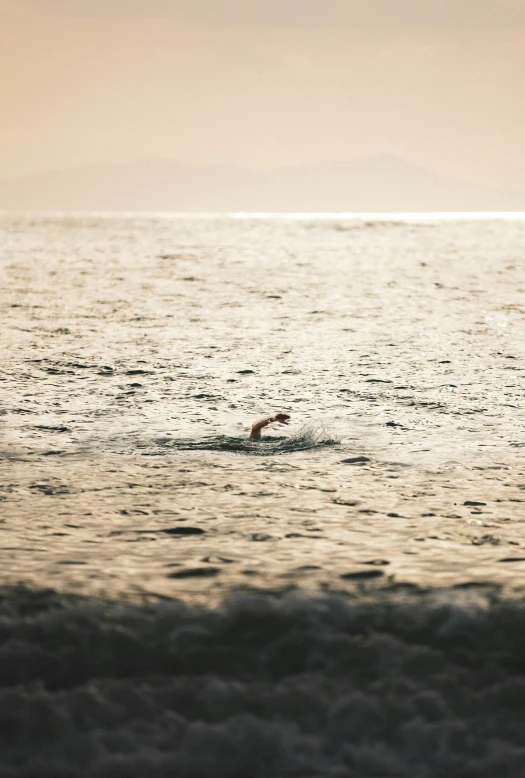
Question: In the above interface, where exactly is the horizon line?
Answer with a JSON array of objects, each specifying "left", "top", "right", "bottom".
[{"left": 2, "top": 210, "right": 525, "bottom": 221}]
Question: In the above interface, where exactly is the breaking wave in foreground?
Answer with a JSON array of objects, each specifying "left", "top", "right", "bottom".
[
  {"left": 156, "top": 422, "right": 338, "bottom": 455},
  {"left": 2, "top": 585, "right": 525, "bottom": 777}
]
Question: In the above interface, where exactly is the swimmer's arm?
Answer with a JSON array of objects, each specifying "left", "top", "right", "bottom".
[
  {"left": 250, "top": 416, "right": 276, "bottom": 440},
  {"left": 250, "top": 414, "right": 290, "bottom": 440}
]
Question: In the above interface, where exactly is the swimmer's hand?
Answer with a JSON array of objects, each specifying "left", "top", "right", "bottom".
[{"left": 250, "top": 413, "right": 291, "bottom": 439}]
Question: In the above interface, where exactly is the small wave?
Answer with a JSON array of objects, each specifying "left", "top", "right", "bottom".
[
  {"left": 1, "top": 584, "right": 524, "bottom": 778},
  {"left": 156, "top": 422, "right": 339, "bottom": 455}
]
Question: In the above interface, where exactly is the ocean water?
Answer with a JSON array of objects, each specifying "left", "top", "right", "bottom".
[
  {"left": 1, "top": 213, "right": 525, "bottom": 775},
  {"left": 2, "top": 212, "right": 525, "bottom": 599},
  {"left": 1, "top": 585, "right": 525, "bottom": 778}
]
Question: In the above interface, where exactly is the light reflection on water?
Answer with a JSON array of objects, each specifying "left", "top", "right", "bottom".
[{"left": 1, "top": 213, "right": 525, "bottom": 601}]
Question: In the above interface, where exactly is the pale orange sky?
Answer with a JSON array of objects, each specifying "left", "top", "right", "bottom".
[{"left": 1, "top": 0, "right": 524, "bottom": 188}]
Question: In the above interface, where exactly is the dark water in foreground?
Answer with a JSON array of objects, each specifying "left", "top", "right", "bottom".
[{"left": 1, "top": 584, "right": 525, "bottom": 778}]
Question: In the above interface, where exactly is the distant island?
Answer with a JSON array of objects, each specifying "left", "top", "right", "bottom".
[{"left": 1, "top": 155, "right": 524, "bottom": 212}]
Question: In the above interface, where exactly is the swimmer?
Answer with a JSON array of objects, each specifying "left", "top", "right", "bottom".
[{"left": 250, "top": 413, "right": 290, "bottom": 440}]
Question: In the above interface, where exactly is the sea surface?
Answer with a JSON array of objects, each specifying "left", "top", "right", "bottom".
[
  {"left": 2, "top": 212, "right": 525, "bottom": 600},
  {"left": 1, "top": 213, "right": 525, "bottom": 776}
]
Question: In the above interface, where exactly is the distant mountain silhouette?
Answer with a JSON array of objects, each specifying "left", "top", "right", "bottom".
[{"left": 1, "top": 155, "right": 524, "bottom": 212}]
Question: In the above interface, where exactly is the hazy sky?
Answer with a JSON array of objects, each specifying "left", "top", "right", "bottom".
[{"left": 2, "top": 0, "right": 524, "bottom": 188}]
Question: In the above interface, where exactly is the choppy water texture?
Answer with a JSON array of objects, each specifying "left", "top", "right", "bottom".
[
  {"left": 1, "top": 213, "right": 525, "bottom": 602},
  {"left": 2, "top": 585, "right": 525, "bottom": 778}
]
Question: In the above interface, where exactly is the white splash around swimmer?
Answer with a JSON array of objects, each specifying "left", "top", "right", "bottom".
[{"left": 263, "top": 420, "right": 339, "bottom": 453}]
